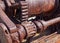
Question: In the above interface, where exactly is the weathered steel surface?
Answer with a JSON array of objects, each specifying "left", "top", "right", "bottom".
[
  {"left": 31, "top": 32, "right": 60, "bottom": 43},
  {"left": 16, "top": 24, "right": 26, "bottom": 41},
  {"left": 26, "top": 0, "right": 55, "bottom": 16},
  {"left": 0, "top": 7, "right": 17, "bottom": 33},
  {"left": 0, "top": 23, "right": 12, "bottom": 43},
  {"left": 0, "top": 0, "right": 60, "bottom": 43},
  {"left": 21, "top": 21, "right": 37, "bottom": 37},
  {"left": 34, "top": 17, "right": 60, "bottom": 33}
]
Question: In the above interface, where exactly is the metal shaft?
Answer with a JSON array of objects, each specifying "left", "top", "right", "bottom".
[{"left": 41, "top": 17, "right": 60, "bottom": 30}]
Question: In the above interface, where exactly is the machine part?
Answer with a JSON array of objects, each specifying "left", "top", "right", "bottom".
[
  {"left": 26, "top": 0, "right": 56, "bottom": 16},
  {"left": 16, "top": 17, "right": 60, "bottom": 41},
  {"left": 9, "top": 0, "right": 15, "bottom": 4},
  {"left": 0, "top": 7, "right": 18, "bottom": 33},
  {"left": 0, "top": 23, "right": 12, "bottom": 43},
  {"left": 34, "top": 21, "right": 44, "bottom": 32},
  {"left": 9, "top": 3, "right": 19, "bottom": 9},
  {"left": 30, "top": 32, "right": 60, "bottom": 43},
  {"left": 4, "top": 0, "right": 15, "bottom": 6},
  {"left": 0, "top": 0, "right": 60, "bottom": 43},
  {"left": 39, "top": 17, "right": 60, "bottom": 30},
  {"left": 5, "top": 0, "right": 18, "bottom": 8},
  {"left": 16, "top": 24, "right": 26, "bottom": 41},
  {"left": 0, "top": 0, "right": 5, "bottom": 10},
  {"left": 4, "top": 0, "right": 12, "bottom": 7},
  {"left": 0, "top": 17, "right": 60, "bottom": 43},
  {"left": 2, "top": 0, "right": 59, "bottom": 19},
  {"left": 11, "top": 32, "right": 20, "bottom": 43},
  {"left": 21, "top": 21, "right": 37, "bottom": 37},
  {"left": 34, "top": 17, "right": 60, "bottom": 33},
  {"left": 2, "top": 0, "right": 59, "bottom": 22},
  {"left": 20, "top": 1, "right": 29, "bottom": 21}
]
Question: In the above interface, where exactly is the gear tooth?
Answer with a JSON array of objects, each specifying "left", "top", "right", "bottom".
[
  {"left": 22, "top": 9, "right": 28, "bottom": 12},
  {"left": 20, "top": 1, "right": 28, "bottom": 21},
  {"left": 22, "top": 12, "right": 28, "bottom": 15},
  {"left": 21, "top": 21, "right": 37, "bottom": 37},
  {"left": 20, "top": 1, "right": 28, "bottom": 6},
  {"left": 21, "top": 6, "right": 28, "bottom": 9}
]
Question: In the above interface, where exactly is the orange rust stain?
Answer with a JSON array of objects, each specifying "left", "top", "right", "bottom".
[{"left": 56, "top": 39, "right": 60, "bottom": 43}]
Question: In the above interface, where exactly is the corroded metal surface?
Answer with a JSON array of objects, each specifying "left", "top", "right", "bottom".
[
  {"left": 30, "top": 32, "right": 60, "bottom": 43},
  {"left": 11, "top": 32, "right": 20, "bottom": 43},
  {"left": 26, "top": 0, "right": 55, "bottom": 16},
  {"left": 16, "top": 24, "right": 26, "bottom": 41},
  {"left": 0, "top": 23, "right": 12, "bottom": 43},
  {"left": 0, "top": 6, "right": 17, "bottom": 33},
  {"left": 34, "top": 17, "right": 60, "bottom": 33},
  {"left": 0, "top": 0, "right": 60, "bottom": 43},
  {"left": 20, "top": 1, "right": 29, "bottom": 21},
  {"left": 21, "top": 21, "right": 37, "bottom": 37}
]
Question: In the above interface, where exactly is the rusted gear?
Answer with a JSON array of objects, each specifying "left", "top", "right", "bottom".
[
  {"left": 16, "top": 24, "right": 26, "bottom": 41},
  {"left": 11, "top": 32, "right": 20, "bottom": 43},
  {"left": 0, "top": 23, "right": 12, "bottom": 43},
  {"left": 21, "top": 21, "right": 37, "bottom": 37},
  {"left": 20, "top": 1, "right": 29, "bottom": 21}
]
